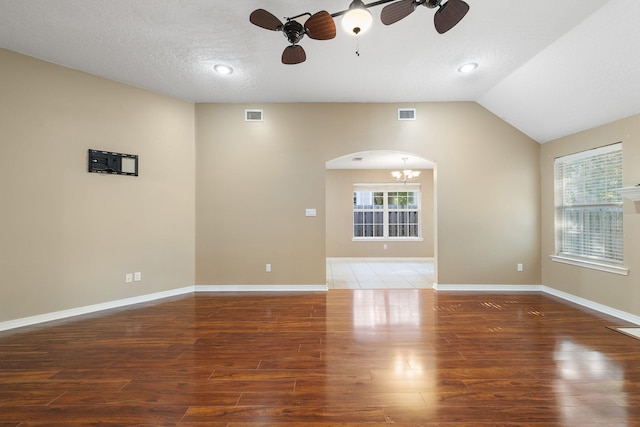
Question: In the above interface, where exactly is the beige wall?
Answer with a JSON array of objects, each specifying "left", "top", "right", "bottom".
[
  {"left": 196, "top": 102, "right": 541, "bottom": 286},
  {"left": 541, "top": 114, "right": 640, "bottom": 317},
  {"left": 1, "top": 48, "right": 544, "bottom": 324},
  {"left": 0, "top": 49, "right": 196, "bottom": 322},
  {"left": 326, "top": 169, "right": 434, "bottom": 258},
  {"left": 195, "top": 104, "right": 327, "bottom": 285}
]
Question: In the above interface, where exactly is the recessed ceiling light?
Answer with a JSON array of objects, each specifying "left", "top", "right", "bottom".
[
  {"left": 214, "top": 64, "right": 233, "bottom": 75},
  {"left": 458, "top": 62, "right": 478, "bottom": 73}
]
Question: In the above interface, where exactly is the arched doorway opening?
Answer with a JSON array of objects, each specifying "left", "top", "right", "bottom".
[{"left": 325, "top": 150, "right": 437, "bottom": 289}]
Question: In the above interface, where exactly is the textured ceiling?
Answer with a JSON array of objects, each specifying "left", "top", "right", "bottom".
[{"left": 0, "top": 0, "right": 638, "bottom": 143}]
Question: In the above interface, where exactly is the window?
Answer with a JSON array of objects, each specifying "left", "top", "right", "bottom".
[
  {"left": 353, "top": 184, "right": 421, "bottom": 240},
  {"left": 553, "top": 143, "right": 623, "bottom": 270}
]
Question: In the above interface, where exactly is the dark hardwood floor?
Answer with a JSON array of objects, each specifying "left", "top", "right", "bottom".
[{"left": 1, "top": 289, "right": 639, "bottom": 426}]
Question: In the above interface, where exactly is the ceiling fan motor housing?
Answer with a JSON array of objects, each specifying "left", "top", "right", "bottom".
[
  {"left": 283, "top": 20, "right": 304, "bottom": 44},
  {"left": 425, "top": 0, "right": 442, "bottom": 8}
]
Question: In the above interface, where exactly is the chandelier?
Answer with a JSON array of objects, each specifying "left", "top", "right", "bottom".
[{"left": 391, "top": 157, "right": 421, "bottom": 182}]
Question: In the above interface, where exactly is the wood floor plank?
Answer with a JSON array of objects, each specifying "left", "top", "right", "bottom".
[
  {"left": 0, "top": 404, "right": 189, "bottom": 424},
  {"left": 51, "top": 386, "right": 241, "bottom": 406},
  {"left": 182, "top": 405, "right": 388, "bottom": 423},
  {"left": 237, "top": 391, "right": 427, "bottom": 407},
  {"left": 383, "top": 404, "right": 631, "bottom": 424},
  {"left": 1, "top": 289, "right": 640, "bottom": 425}
]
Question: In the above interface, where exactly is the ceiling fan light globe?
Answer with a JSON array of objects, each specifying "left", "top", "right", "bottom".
[{"left": 342, "top": 7, "right": 373, "bottom": 36}]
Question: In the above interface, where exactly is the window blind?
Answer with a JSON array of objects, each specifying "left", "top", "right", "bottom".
[{"left": 554, "top": 143, "right": 623, "bottom": 263}]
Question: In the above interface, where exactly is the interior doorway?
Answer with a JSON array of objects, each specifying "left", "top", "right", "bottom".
[{"left": 325, "top": 150, "right": 437, "bottom": 289}]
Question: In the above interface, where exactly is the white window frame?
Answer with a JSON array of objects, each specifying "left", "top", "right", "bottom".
[
  {"left": 353, "top": 183, "right": 423, "bottom": 241},
  {"left": 552, "top": 143, "right": 627, "bottom": 275}
]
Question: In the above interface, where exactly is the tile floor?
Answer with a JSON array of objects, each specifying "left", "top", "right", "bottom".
[{"left": 326, "top": 257, "right": 435, "bottom": 289}]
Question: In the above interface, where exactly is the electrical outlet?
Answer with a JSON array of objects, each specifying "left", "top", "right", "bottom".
[
  {"left": 266, "top": 264, "right": 271, "bottom": 273},
  {"left": 517, "top": 263, "right": 523, "bottom": 272},
  {"left": 134, "top": 272, "right": 141, "bottom": 282},
  {"left": 125, "top": 273, "right": 133, "bottom": 283}
]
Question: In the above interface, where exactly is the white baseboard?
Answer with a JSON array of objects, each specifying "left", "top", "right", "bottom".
[
  {"left": 3, "top": 282, "right": 638, "bottom": 332},
  {"left": 0, "top": 284, "right": 328, "bottom": 332},
  {"left": 195, "top": 284, "right": 328, "bottom": 292},
  {"left": 433, "top": 283, "right": 543, "bottom": 292},
  {"left": 0, "top": 286, "right": 194, "bottom": 332},
  {"left": 434, "top": 283, "right": 640, "bottom": 326},
  {"left": 542, "top": 286, "right": 640, "bottom": 325}
]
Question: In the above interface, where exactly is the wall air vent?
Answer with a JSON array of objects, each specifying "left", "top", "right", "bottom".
[
  {"left": 398, "top": 108, "right": 416, "bottom": 121},
  {"left": 245, "top": 109, "right": 263, "bottom": 122}
]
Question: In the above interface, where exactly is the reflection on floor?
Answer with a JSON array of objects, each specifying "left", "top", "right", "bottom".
[{"left": 326, "top": 257, "right": 435, "bottom": 289}]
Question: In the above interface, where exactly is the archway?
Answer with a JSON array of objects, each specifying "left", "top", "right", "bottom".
[{"left": 325, "top": 150, "right": 437, "bottom": 289}]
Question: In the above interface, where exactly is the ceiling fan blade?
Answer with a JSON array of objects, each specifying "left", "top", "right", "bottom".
[
  {"left": 282, "top": 45, "right": 306, "bottom": 65},
  {"left": 433, "top": 0, "right": 469, "bottom": 34},
  {"left": 305, "top": 10, "right": 336, "bottom": 40},
  {"left": 381, "top": 0, "right": 416, "bottom": 26},
  {"left": 250, "top": 9, "right": 283, "bottom": 31}
]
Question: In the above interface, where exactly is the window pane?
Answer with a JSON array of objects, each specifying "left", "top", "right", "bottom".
[
  {"left": 388, "top": 192, "right": 397, "bottom": 209},
  {"left": 354, "top": 212, "right": 363, "bottom": 225},
  {"left": 365, "top": 224, "right": 373, "bottom": 236},
  {"left": 354, "top": 191, "right": 374, "bottom": 209},
  {"left": 407, "top": 192, "right": 418, "bottom": 209},
  {"left": 364, "top": 211, "right": 373, "bottom": 223},
  {"left": 374, "top": 192, "right": 384, "bottom": 209}
]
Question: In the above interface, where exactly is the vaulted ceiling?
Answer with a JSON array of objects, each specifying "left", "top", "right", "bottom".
[{"left": 1, "top": 0, "right": 638, "bottom": 143}]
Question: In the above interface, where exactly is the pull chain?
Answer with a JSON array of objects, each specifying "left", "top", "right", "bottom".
[{"left": 355, "top": 36, "right": 360, "bottom": 57}]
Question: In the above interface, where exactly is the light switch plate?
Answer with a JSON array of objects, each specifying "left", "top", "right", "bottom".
[{"left": 305, "top": 208, "right": 316, "bottom": 217}]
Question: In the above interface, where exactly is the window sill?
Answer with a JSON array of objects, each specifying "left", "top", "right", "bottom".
[
  {"left": 551, "top": 255, "right": 629, "bottom": 276},
  {"left": 353, "top": 237, "right": 423, "bottom": 242}
]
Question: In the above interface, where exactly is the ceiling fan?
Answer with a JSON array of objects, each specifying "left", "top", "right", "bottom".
[
  {"left": 249, "top": 0, "right": 469, "bottom": 64},
  {"left": 381, "top": 0, "right": 469, "bottom": 33},
  {"left": 249, "top": 9, "right": 336, "bottom": 65}
]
